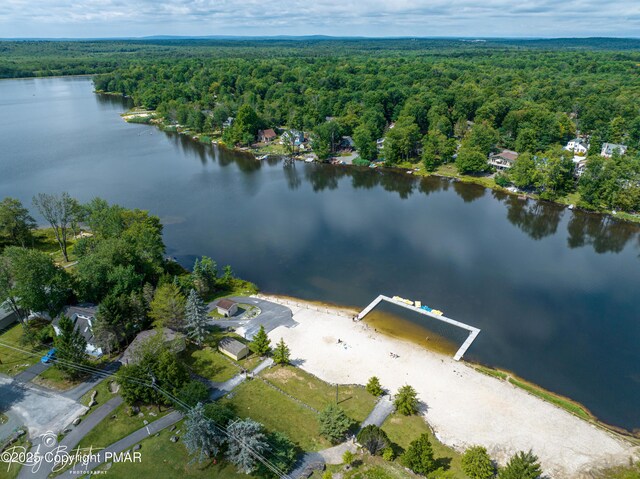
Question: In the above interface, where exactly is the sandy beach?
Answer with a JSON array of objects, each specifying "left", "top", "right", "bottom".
[{"left": 261, "top": 294, "right": 638, "bottom": 478}]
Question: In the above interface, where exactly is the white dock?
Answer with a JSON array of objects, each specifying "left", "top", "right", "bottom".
[{"left": 357, "top": 294, "right": 481, "bottom": 361}]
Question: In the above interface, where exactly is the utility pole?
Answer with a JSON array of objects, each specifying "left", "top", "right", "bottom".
[{"left": 335, "top": 384, "right": 338, "bottom": 404}]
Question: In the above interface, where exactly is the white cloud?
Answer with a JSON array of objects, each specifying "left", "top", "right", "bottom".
[{"left": 0, "top": 0, "right": 639, "bottom": 37}]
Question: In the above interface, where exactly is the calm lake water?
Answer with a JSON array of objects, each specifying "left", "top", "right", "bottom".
[{"left": 1, "top": 77, "right": 639, "bottom": 431}]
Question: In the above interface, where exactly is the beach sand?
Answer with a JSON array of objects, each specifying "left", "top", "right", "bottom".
[{"left": 261, "top": 294, "right": 638, "bottom": 478}]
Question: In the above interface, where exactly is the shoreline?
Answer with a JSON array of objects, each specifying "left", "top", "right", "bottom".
[
  {"left": 116, "top": 102, "right": 640, "bottom": 226},
  {"left": 258, "top": 293, "right": 639, "bottom": 477},
  {"left": 258, "top": 293, "right": 639, "bottom": 442}
]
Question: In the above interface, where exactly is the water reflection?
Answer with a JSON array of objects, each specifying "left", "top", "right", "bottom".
[
  {"left": 567, "top": 212, "right": 639, "bottom": 254},
  {"left": 501, "top": 194, "right": 564, "bottom": 240}
]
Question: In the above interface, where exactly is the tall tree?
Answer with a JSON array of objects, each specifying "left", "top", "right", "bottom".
[
  {"left": 0, "top": 197, "right": 36, "bottom": 247},
  {"left": 250, "top": 325, "right": 271, "bottom": 356},
  {"left": 185, "top": 289, "right": 208, "bottom": 346},
  {"left": 0, "top": 255, "right": 25, "bottom": 324},
  {"left": 462, "top": 446, "right": 496, "bottom": 479},
  {"left": 394, "top": 384, "right": 419, "bottom": 416},
  {"left": 32, "top": 192, "right": 77, "bottom": 262},
  {"left": 226, "top": 419, "right": 269, "bottom": 474},
  {"left": 318, "top": 404, "right": 353, "bottom": 444},
  {"left": 148, "top": 283, "right": 186, "bottom": 330},
  {"left": 183, "top": 402, "right": 225, "bottom": 464},
  {"left": 54, "top": 315, "right": 87, "bottom": 379},
  {"left": 272, "top": 338, "right": 290, "bottom": 365},
  {"left": 192, "top": 256, "right": 217, "bottom": 296}
]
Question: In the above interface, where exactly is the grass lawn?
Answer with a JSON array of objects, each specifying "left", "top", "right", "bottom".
[
  {"left": 79, "top": 378, "right": 118, "bottom": 409},
  {"left": 95, "top": 420, "right": 256, "bottom": 479},
  {"left": 0, "top": 435, "right": 31, "bottom": 479},
  {"left": 595, "top": 461, "right": 640, "bottom": 479},
  {"left": 261, "top": 365, "right": 377, "bottom": 424},
  {"left": 32, "top": 366, "right": 83, "bottom": 391},
  {"left": 313, "top": 455, "right": 418, "bottom": 479},
  {"left": 0, "top": 324, "right": 44, "bottom": 376},
  {"left": 76, "top": 402, "right": 171, "bottom": 450},
  {"left": 223, "top": 379, "right": 330, "bottom": 452},
  {"left": 32, "top": 228, "right": 77, "bottom": 267},
  {"left": 382, "top": 413, "right": 469, "bottom": 478}
]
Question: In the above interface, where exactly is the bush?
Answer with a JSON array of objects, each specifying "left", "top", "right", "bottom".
[
  {"left": 342, "top": 450, "right": 355, "bottom": 465},
  {"left": 382, "top": 447, "right": 395, "bottom": 461},
  {"left": 366, "top": 376, "right": 384, "bottom": 397},
  {"left": 394, "top": 384, "right": 419, "bottom": 415},
  {"left": 356, "top": 425, "right": 390, "bottom": 455},
  {"left": 495, "top": 173, "right": 511, "bottom": 187},
  {"left": 353, "top": 158, "right": 371, "bottom": 167},
  {"left": 461, "top": 445, "right": 495, "bottom": 479}
]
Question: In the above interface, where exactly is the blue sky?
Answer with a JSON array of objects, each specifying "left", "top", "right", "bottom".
[{"left": 1, "top": 0, "right": 639, "bottom": 38}]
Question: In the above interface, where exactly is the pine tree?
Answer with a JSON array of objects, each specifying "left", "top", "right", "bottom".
[
  {"left": 394, "top": 384, "right": 419, "bottom": 415},
  {"left": 401, "top": 433, "right": 436, "bottom": 475},
  {"left": 226, "top": 419, "right": 269, "bottom": 474},
  {"left": 250, "top": 325, "right": 271, "bottom": 356},
  {"left": 462, "top": 446, "right": 496, "bottom": 479},
  {"left": 54, "top": 315, "right": 87, "bottom": 379},
  {"left": 185, "top": 289, "right": 208, "bottom": 346},
  {"left": 184, "top": 402, "right": 225, "bottom": 464},
  {"left": 366, "top": 376, "right": 384, "bottom": 396},
  {"left": 499, "top": 451, "right": 542, "bottom": 479},
  {"left": 272, "top": 338, "right": 290, "bottom": 365},
  {"left": 318, "top": 404, "right": 353, "bottom": 444}
]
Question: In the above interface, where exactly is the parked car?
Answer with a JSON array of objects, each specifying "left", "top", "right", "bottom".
[{"left": 41, "top": 348, "right": 56, "bottom": 364}]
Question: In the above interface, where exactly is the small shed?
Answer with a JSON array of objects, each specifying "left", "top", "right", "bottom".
[
  {"left": 217, "top": 299, "right": 238, "bottom": 317},
  {"left": 218, "top": 337, "right": 249, "bottom": 361}
]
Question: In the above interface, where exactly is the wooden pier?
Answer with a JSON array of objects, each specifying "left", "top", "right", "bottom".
[{"left": 357, "top": 294, "right": 481, "bottom": 361}]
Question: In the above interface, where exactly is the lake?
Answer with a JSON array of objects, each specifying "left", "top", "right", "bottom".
[{"left": 1, "top": 76, "right": 638, "bottom": 431}]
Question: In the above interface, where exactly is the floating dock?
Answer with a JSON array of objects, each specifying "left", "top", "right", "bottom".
[{"left": 357, "top": 294, "right": 481, "bottom": 361}]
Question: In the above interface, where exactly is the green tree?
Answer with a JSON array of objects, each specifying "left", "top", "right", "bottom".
[
  {"left": 32, "top": 192, "right": 78, "bottom": 262},
  {"left": 465, "top": 122, "right": 499, "bottom": 156},
  {"left": 272, "top": 337, "right": 291, "bottom": 365},
  {"left": 462, "top": 446, "right": 495, "bottom": 479},
  {"left": 318, "top": 404, "right": 353, "bottom": 444},
  {"left": 250, "top": 325, "right": 271, "bottom": 356},
  {"left": 148, "top": 283, "right": 186, "bottom": 330},
  {"left": 54, "top": 315, "right": 87, "bottom": 379},
  {"left": 456, "top": 147, "right": 489, "bottom": 174},
  {"left": 366, "top": 376, "right": 384, "bottom": 397},
  {"left": 178, "top": 381, "right": 210, "bottom": 409},
  {"left": 353, "top": 124, "right": 377, "bottom": 162},
  {"left": 192, "top": 256, "right": 217, "bottom": 296},
  {"left": 394, "top": 384, "right": 419, "bottom": 416},
  {"left": 356, "top": 425, "right": 390, "bottom": 455},
  {"left": 226, "top": 419, "right": 269, "bottom": 474},
  {"left": 256, "top": 431, "right": 298, "bottom": 477},
  {"left": 384, "top": 119, "right": 421, "bottom": 164},
  {"left": 0, "top": 255, "right": 26, "bottom": 324},
  {"left": 185, "top": 289, "right": 208, "bottom": 346},
  {"left": 401, "top": 433, "right": 436, "bottom": 475},
  {"left": 183, "top": 402, "right": 225, "bottom": 464},
  {"left": 3, "top": 247, "right": 70, "bottom": 318},
  {"left": 499, "top": 451, "right": 542, "bottom": 479},
  {"left": 0, "top": 197, "right": 36, "bottom": 247},
  {"left": 313, "top": 121, "right": 342, "bottom": 160}
]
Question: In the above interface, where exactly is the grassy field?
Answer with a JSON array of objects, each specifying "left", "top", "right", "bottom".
[
  {"left": 223, "top": 379, "right": 330, "bottom": 451},
  {"left": 595, "top": 461, "right": 640, "bottom": 479},
  {"left": 31, "top": 228, "right": 77, "bottom": 267},
  {"left": 32, "top": 366, "right": 82, "bottom": 391},
  {"left": 0, "top": 435, "right": 31, "bottom": 479},
  {"left": 95, "top": 420, "right": 256, "bottom": 479},
  {"left": 474, "top": 365, "right": 508, "bottom": 381},
  {"left": 313, "top": 455, "right": 418, "bottom": 479},
  {"left": 507, "top": 377, "right": 592, "bottom": 420},
  {"left": 76, "top": 403, "right": 171, "bottom": 450},
  {"left": 382, "top": 413, "right": 469, "bottom": 478},
  {"left": 0, "top": 324, "right": 44, "bottom": 376},
  {"left": 261, "top": 365, "right": 377, "bottom": 424}
]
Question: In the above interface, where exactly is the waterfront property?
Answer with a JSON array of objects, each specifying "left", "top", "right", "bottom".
[
  {"left": 218, "top": 337, "right": 249, "bottom": 361},
  {"left": 488, "top": 149, "right": 518, "bottom": 170},
  {"left": 121, "top": 328, "right": 186, "bottom": 365}
]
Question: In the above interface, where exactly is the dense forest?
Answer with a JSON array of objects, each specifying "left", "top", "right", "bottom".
[{"left": 2, "top": 38, "right": 640, "bottom": 212}]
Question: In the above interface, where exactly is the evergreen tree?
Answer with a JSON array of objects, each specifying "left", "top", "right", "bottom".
[
  {"left": 366, "top": 376, "right": 384, "bottom": 397},
  {"left": 148, "top": 283, "right": 186, "bottom": 330},
  {"left": 499, "top": 451, "right": 542, "bottom": 479},
  {"left": 402, "top": 433, "right": 436, "bottom": 475},
  {"left": 54, "top": 315, "right": 87, "bottom": 379},
  {"left": 462, "top": 446, "right": 496, "bottom": 479},
  {"left": 226, "top": 419, "right": 269, "bottom": 474},
  {"left": 250, "top": 325, "right": 271, "bottom": 356},
  {"left": 394, "top": 384, "right": 419, "bottom": 416},
  {"left": 184, "top": 402, "right": 225, "bottom": 464},
  {"left": 356, "top": 425, "right": 390, "bottom": 455},
  {"left": 185, "top": 289, "right": 208, "bottom": 346},
  {"left": 272, "top": 338, "right": 290, "bottom": 365},
  {"left": 318, "top": 404, "right": 353, "bottom": 444}
]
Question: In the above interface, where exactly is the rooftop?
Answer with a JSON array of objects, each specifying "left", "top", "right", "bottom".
[{"left": 218, "top": 337, "right": 247, "bottom": 356}]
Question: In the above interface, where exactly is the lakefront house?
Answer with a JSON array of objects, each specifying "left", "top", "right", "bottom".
[
  {"left": 52, "top": 304, "right": 103, "bottom": 357},
  {"left": 488, "top": 149, "right": 519, "bottom": 170}
]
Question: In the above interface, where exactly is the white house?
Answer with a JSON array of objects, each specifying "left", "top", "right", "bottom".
[
  {"left": 488, "top": 149, "right": 519, "bottom": 170},
  {"left": 52, "top": 304, "right": 103, "bottom": 357},
  {"left": 601, "top": 143, "right": 627, "bottom": 158},
  {"left": 564, "top": 138, "right": 589, "bottom": 155}
]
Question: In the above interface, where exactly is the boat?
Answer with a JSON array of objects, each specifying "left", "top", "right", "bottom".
[
  {"left": 256, "top": 154, "right": 268, "bottom": 161},
  {"left": 305, "top": 158, "right": 314, "bottom": 163}
]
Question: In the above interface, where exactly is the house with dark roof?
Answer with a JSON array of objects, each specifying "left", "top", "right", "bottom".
[
  {"left": 218, "top": 337, "right": 249, "bottom": 361},
  {"left": 216, "top": 299, "right": 238, "bottom": 317},
  {"left": 601, "top": 143, "right": 627, "bottom": 158},
  {"left": 488, "top": 149, "right": 519, "bottom": 170},
  {"left": 52, "top": 304, "right": 102, "bottom": 357},
  {"left": 258, "top": 129, "right": 277, "bottom": 143}
]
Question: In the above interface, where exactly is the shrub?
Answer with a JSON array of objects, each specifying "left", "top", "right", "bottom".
[
  {"left": 382, "top": 447, "right": 395, "bottom": 461},
  {"left": 342, "top": 450, "right": 355, "bottom": 465},
  {"left": 366, "top": 376, "right": 384, "bottom": 397},
  {"left": 353, "top": 158, "right": 371, "bottom": 167}
]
